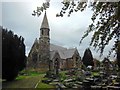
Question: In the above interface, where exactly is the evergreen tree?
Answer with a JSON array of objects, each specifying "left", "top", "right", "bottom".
[
  {"left": 2, "top": 27, "right": 26, "bottom": 81},
  {"left": 82, "top": 48, "right": 94, "bottom": 67}
]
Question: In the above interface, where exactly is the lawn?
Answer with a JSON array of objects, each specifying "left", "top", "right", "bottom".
[{"left": 36, "top": 82, "right": 55, "bottom": 88}]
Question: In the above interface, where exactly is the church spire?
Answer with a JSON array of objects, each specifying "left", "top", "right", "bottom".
[{"left": 41, "top": 11, "right": 49, "bottom": 29}]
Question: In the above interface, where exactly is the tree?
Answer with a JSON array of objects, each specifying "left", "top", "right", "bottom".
[
  {"left": 82, "top": 48, "right": 94, "bottom": 67},
  {"left": 2, "top": 27, "right": 26, "bottom": 81}
]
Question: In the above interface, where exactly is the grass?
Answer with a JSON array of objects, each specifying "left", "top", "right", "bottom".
[
  {"left": 16, "top": 75, "right": 29, "bottom": 80},
  {"left": 36, "top": 82, "right": 55, "bottom": 88},
  {"left": 16, "top": 70, "right": 43, "bottom": 80},
  {"left": 92, "top": 71, "right": 100, "bottom": 76},
  {"left": 59, "top": 71, "right": 67, "bottom": 82}
]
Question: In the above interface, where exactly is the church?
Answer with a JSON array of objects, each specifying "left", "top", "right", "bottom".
[{"left": 27, "top": 12, "right": 81, "bottom": 72}]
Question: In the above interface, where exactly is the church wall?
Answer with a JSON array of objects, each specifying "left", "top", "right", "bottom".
[
  {"left": 60, "top": 59, "right": 66, "bottom": 70},
  {"left": 62, "top": 58, "right": 74, "bottom": 70},
  {"left": 26, "top": 41, "right": 39, "bottom": 70},
  {"left": 37, "top": 62, "right": 49, "bottom": 72},
  {"left": 60, "top": 54, "right": 81, "bottom": 70}
]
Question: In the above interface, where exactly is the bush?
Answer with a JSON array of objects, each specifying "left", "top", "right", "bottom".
[{"left": 59, "top": 72, "right": 67, "bottom": 82}]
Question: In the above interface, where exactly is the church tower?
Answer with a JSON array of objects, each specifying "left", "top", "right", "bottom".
[{"left": 39, "top": 11, "right": 50, "bottom": 70}]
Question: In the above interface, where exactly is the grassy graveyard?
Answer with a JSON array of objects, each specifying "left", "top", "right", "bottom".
[{"left": 2, "top": 64, "right": 120, "bottom": 89}]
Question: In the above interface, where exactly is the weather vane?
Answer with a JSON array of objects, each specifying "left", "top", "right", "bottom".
[{"left": 32, "top": 1, "right": 50, "bottom": 17}]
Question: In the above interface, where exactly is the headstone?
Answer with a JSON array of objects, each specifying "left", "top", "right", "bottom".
[
  {"left": 91, "top": 86, "right": 102, "bottom": 90},
  {"left": 57, "top": 83, "right": 66, "bottom": 88},
  {"left": 75, "top": 81, "right": 82, "bottom": 85},
  {"left": 64, "top": 79, "right": 73, "bottom": 82}
]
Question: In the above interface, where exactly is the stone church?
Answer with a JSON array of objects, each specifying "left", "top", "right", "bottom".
[{"left": 27, "top": 12, "right": 81, "bottom": 72}]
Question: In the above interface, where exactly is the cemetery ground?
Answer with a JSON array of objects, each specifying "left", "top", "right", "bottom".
[
  {"left": 2, "top": 66, "right": 120, "bottom": 90},
  {"left": 2, "top": 68, "right": 120, "bottom": 89}
]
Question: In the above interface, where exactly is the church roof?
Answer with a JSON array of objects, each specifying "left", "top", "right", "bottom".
[
  {"left": 50, "top": 44, "right": 77, "bottom": 59},
  {"left": 50, "top": 44, "right": 67, "bottom": 51},
  {"left": 58, "top": 48, "right": 77, "bottom": 59},
  {"left": 41, "top": 11, "right": 49, "bottom": 29}
]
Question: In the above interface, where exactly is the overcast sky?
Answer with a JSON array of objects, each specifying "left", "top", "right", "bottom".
[{"left": 1, "top": 0, "right": 115, "bottom": 60}]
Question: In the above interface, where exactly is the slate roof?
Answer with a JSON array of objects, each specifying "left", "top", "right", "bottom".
[
  {"left": 50, "top": 44, "right": 77, "bottom": 59},
  {"left": 50, "top": 44, "right": 67, "bottom": 51},
  {"left": 59, "top": 48, "right": 77, "bottom": 59}
]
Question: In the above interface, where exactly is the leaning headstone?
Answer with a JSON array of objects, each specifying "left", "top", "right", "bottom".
[
  {"left": 102, "top": 86, "right": 107, "bottom": 90},
  {"left": 91, "top": 86, "right": 102, "bottom": 90},
  {"left": 56, "top": 83, "right": 66, "bottom": 88},
  {"left": 75, "top": 81, "right": 83, "bottom": 85},
  {"left": 107, "top": 86, "right": 116, "bottom": 90},
  {"left": 64, "top": 79, "right": 73, "bottom": 82},
  {"left": 53, "top": 79, "right": 59, "bottom": 82}
]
